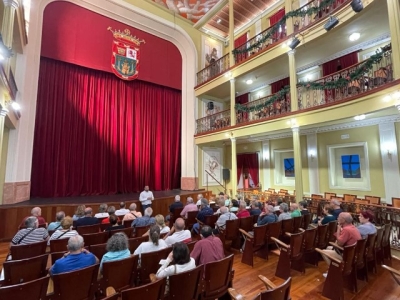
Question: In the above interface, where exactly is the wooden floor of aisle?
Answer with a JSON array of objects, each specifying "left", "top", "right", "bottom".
[{"left": 0, "top": 242, "right": 399, "bottom": 299}]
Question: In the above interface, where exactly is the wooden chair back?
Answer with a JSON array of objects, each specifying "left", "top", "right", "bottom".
[
  {"left": 51, "top": 264, "right": 100, "bottom": 300},
  {"left": 265, "top": 221, "right": 282, "bottom": 244},
  {"left": 187, "top": 240, "right": 197, "bottom": 253},
  {"left": 365, "top": 232, "right": 377, "bottom": 261},
  {"left": 128, "top": 236, "right": 148, "bottom": 253},
  {"left": 259, "top": 277, "right": 291, "bottom": 300},
  {"left": 101, "top": 255, "right": 139, "bottom": 293},
  {"left": 169, "top": 265, "right": 203, "bottom": 299},
  {"left": 10, "top": 240, "right": 47, "bottom": 260},
  {"left": 170, "top": 207, "right": 184, "bottom": 225},
  {"left": 48, "top": 230, "right": 56, "bottom": 237},
  {"left": 365, "top": 195, "right": 380, "bottom": 205},
  {"left": 268, "top": 188, "right": 275, "bottom": 193},
  {"left": 253, "top": 224, "right": 268, "bottom": 247},
  {"left": 302, "top": 213, "right": 311, "bottom": 229},
  {"left": 324, "top": 192, "right": 336, "bottom": 200},
  {"left": 311, "top": 194, "right": 323, "bottom": 199},
  {"left": 51, "top": 251, "right": 67, "bottom": 265},
  {"left": 289, "top": 231, "right": 305, "bottom": 260},
  {"left": 343, "top": 194, "right": 356, "bottom": 202},
  {"left": 0, "top": 276, "right": 49, "bottom": 299},
  {"left": 50, "top": 238, "right": 70, "bottom": 253},
  {"left": 375, "top": 225, "right": 385, "bottom": 251},
  {"left": 139, "top": 247, "right": 171, "bottom": 285},
  {"left": 303, "top": 227, "right": 317, "bottom": 253},
  {"left": 123, "top": 219, "right": 134, "bottom": 228},
  {"left": 326, "top": 220, "right": 338, "bottom": 243},
  {"left": 315, "top": 224, "right": 328, "bottom": 249},
  {"left": 135, "top": 225, "right": 150, "bottom": 237},
  {"left": 185, "top": 211, "right": 198, "bottom": 229},
  {"left": 223, "top": 218, "right": 240, "bottom": 240},
  {"left": 121, "top": 277, "right": 166, "bottom": 300},
  {"left": 392, "top": 197, "right": 400, "bottom": 208},
  {"left": 281, "top": 218, "right": 294, "bottom": 235},
  {"left": 382, "top": 222, "right": 391, "bottom": 248},
  {"left": 204, "top": 214, "right": 218, "bottom": 228},
  {"left": 89, "top": 243, "right": 108, "bottom": 261},
  {"left": 2, "top": 254, "right": 48, "bottom": 286},
  {"left": 76, "top": 224, "right": 100, "bottom": 235},
  {"left": 81, "top": 232, "right": 109, "bottom": 247},
  {"left": 239, "top": 216, "right": 254, "bottom": 232},
  {"left": 109, "top": 227, "right": 133, "bottom": 238},
  {"left": 292, "top": 216, "right": 302, "bottom": 233},
  {"left": 354, "top": 238, "right": 367, "bottom": 268},
  {"left": 342, "top": 243, "right": 357, "bottom": 276},
  {"left": 202, "top": 254, "right": 234, "bottom": 299}
]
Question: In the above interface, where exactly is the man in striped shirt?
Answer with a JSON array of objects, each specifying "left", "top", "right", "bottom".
[{"left": 11, "top": 216, "right": 49, "bottom": 247}]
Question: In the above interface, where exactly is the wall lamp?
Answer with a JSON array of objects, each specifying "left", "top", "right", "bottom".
[
  {"left": 324, "top": 16, "right": 339, "bottom": 31},
  {"left": 351, "top": 0, "right": 363, "bottom": 13},
  {"left": 288, "top": 37, "right": 300, "bottom": 50}
]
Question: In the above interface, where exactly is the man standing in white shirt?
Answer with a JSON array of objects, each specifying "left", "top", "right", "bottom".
[{"left": 139, "top": 186, "right": 154, "bottom": 213}]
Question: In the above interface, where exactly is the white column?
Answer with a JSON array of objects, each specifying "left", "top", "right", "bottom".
[
  {"left": 379, "top": 122, "right": 400, "bottom": 204},
  {"left": 292, "top": 126, "right": 303, "bottom": 202},
  {"left": 288, "top": 50, "right": 298, "bottom": 111},
  {"left": 230, "top": 78, "right": 236, "bottom": 126},
  {"left": 262, "top": 140, "right": 271, "bottom": 191},
  {"left": 306, "top": 133, "right": 319, "bottom": 195},
  {"left": 231, "top": 137, "right": 237, "bottom": 197}
]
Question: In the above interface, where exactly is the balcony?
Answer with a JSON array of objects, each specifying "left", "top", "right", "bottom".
[
  {"left": 196, "top": 54, "right": 230, "bottom": 87},
  {"left": 195, "top": 45, "right": 393, "bottom": 136}
]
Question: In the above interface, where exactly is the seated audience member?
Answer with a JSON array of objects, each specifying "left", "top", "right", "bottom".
[
  {"left": 74, "top": 207, "right": 100, "bottom": 228},
  {"left": 11, "top": 216, "right": 49, "bottom": 247},
  {"left": 299, "top": 201, "right": 310, "bottom": 216},
  {"left": 278, "top": 203, "right": 291, "bottom": 221},
  {"left": 195, "top": 193, "right": 204, "bottom": 206},
  {"left": 132, "top": 207, "right": 156, "bottom": 228},
  {"left": 115, "top": 202, "right": 130, "bottom": 216},
  {"left": 250, "top": 201, "right": 262, "bottom": 216},
  {"left": 274, "top": 199, "right": 283, "bottom": 212},
  {"left": 230, "top": 199, "right": 239, "bottom": 212},
  {"left": 192, "top": 199, "right": 214, "bottom": 234},
  {"left": 357, "top": 210, "right": 377, "bottom": 238},
  {"left": 100, "top": 232, "right": 131, "bottom": 271},
  {"left": 190, "top": 225, "right": 224, "bottom": 265},
  {"left": 224, "top": 194, "right": 232, "bottom": 207},
  {"left": 104, "top": 215, "right": 124, "bottom": 232},
  {"left": 257, "top": 205, "right": 278, "bottom": 226},
  {"left": 102, "top": 206, "right": 120, "bottom": 224},
  {"left": 180, "top": 197, "right": 198, "bottom": 219},
  {"left": 318, "top": 205, "right": 336, "bottom": 225},
  {"left": 155, "top": 214, "right": 170, "bottom": 234},
  {"left": 236, "top": 200, "right": 250, "bottom": 218},
  {"left": 50, "top": 235, "right": 98, "bottom": 275},
  {"left": 48, "top": 216, "right": 78, "bottom": 245},
  {"left": 164, "top": 218, "right": 192, "bottom": 246},
  {"left": 95, "top": 203, "right": 109, "bottom": 218},
  {"left": 19, "top": 207, "right": 46, "bottom": 228},
  {"left": 215, "top": 199, "right": 226, "bottom": 215},
  {"left": 122, "top": 203, "right": 142, "bottom": 223},
  {"left": 72, "top": 205, "right": 86, "bottom": 221},
  {"left": 134, "top": 225, "right": 168, "bottom": 258},
  {"left": 330, "top": 199, "right": 343, "bottom": 219},
  {"left": 216, "top": 206, "right": 238, "bottom": 231},
  {"left": 48, "top": 211, "right": 65, "bottom": 231},
  {"left": 155, "top": 242, "right": 196, "bottom": 279},
  {"left": 290, "top": 203, "right": 301, "bottom": 218},
  {"left": 166, "top": 195, "right": 184, "bottom": 221},
  {"left": 320, "top": 212, "right": 361, "bottom": 277}
]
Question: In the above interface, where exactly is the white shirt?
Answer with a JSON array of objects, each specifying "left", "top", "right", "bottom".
[
  {"left": 94, "top": 212, "right": 109, "bottom": 218},
  {"left": 165, "top": 230, "right": 192, "bottom": 246},
  {"left": 156, "top": 257, "right": 196, "bottom": 279},
  {"left": 134, "top": 239, "right": 168, "bottom": 256},
  {"left": 115, "top": 208, "right": 130, "bottom": 216},
  {"left": 160, "top": 226, "right": 170, "bottom": 234},
  {"left": 140, "top": 191, "right": 154, "bottom": 205}
]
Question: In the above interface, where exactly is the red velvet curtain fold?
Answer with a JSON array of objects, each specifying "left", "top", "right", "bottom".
[
  {"left": 271, "top": 77, "right": 290, "bottom": 94},
  {"left": 31, "top": 58, "right": 182, "bottom": 197},
  {"left": 234, "top": 33, "right": 248, "bottom": 62},
  {"left": 235, "top": 93, "right": 249, "bottom": 104},
  {"left": 322, "top": 52, "right": 359, "bottom": 76},
  {"left": 237, "top": 153, "right": 259, "bottom": 188}
]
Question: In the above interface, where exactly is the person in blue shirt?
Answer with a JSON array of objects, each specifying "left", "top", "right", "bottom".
[
  {"left": 257, "top": 205, "right": 278, "bottom": 226},
  {"left": 50, "top": 235, "right": 98, "bottom": 275},
  {"left": 192, "top": 198, "right": 213, "bottom": 234},
  {"left": 47, "top": 211, "right": 65, "bottom": 231},
  {"left": 357, "top": 210, "right": 377, "bottom": 238},
  {"left": 100, "top": 232, "right": 131, "bottom": 271}
]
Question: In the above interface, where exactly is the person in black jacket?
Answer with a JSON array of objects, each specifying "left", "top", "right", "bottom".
[
  {"left": 166, "top": 195, "right": 184, "bottom": 221},
  {"left": 74, "top": 208, "right": 100, "bottom": 228}
]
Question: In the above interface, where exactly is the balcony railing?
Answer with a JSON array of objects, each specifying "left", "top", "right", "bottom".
[
  {"left": 234, "top": 26, "right": 287, "bottom": 65},
  {"left": 196, "top": 54, "right": 230, "bottom": 86},
  {"left": 298, "top": 49, "right": 393, "bottom": 109},
  {"left": 292, "top": 0, "right": 349, "bottom": 33},
  {"left": 8, "top": 69, "right": 17, "bottom": 100},
  {"left": 196, "top": 109, "right": 231, "bottom": 134},
  {"left": 236, "top": 92, "right": 291, "bottom": 124}
]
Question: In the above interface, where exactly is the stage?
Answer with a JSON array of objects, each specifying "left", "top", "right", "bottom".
[{"left": 0, "top": 189, "right": 210, "bottom": 241}]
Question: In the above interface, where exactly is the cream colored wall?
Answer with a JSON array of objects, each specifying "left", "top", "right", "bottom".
[
  {"left": 0, "top": 127, "right": 9, "bottom": 204},
  {"left": 395, "top": 122, "right": 400, "bottom": 169},
  {"left": 359, "top": 41, "right": 391, "bottom": 61},
  {"left": 317, "top": 125, "right": 385, "bottom": 197}
]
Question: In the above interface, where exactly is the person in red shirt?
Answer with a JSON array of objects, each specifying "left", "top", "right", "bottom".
[
  {"left": 19, "top": 207, "right": 47, "bottom": 229},
  {"left": 320, "top": 212, "right": 361, "bottom": 277},
  {"left": 101, "top": 206, "right": 120, "bottom": 224},
  {"left": 236, "top": 200, "right": 250, "bottom": 218},
  {"left": 190, "top": 225, "right": 224, "bottom": 266}
]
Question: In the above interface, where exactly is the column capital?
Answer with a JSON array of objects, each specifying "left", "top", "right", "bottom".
[
  {"left": 291, "top": 126, "right": 300, "bottom": 133},
  {"left": 230, "top": 137, "right": 236, "bottom": 143},
  {"left": 230, "top": 78, "right": 236, "bottom": 83},
  {"left": 3, "top": 0, "right": 19, "bottom": 8},
  {"left": 287, "top": 49, "right": 296, "bottom": 56}
]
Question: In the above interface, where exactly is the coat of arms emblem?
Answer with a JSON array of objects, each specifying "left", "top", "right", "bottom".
[{"left": 108, "top": 27, "right": 145, "bottom": 81}]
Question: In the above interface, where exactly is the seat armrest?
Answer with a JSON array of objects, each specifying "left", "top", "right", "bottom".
[
  {"left": 315, "top": 248, "right": 342, "bottom": 264},
  {"left": 329, "top": 242, "right": 344, "bottom": 251},
  {"left": 271, "top": 237, "right": 289, "bottom": 249},
  {"left": 392, "top": 255, "right": 400, "bottom": 262},
  {"left": 106, "top": 287, "right": 117, "bottom": 296},
  {"left": 195, "top": 218, "right": 204, "bottom": 225},
  {"left": 228, "top": 288, "right": 246, "bottom": 300},
  {"left": 298, "top": 228, "right": 305, "bottom": 232},
  {"left": 285, "top": 232, "right": 292, "bottom": 237},
  {"left": 382, "top": 264, "right": 400, "bottom": 276},
  {"left": 239, "top": 228, "right": 253, "bottom": 239},
  {"left": 258, "top": 275, "right": 277, "bottom": 290}
]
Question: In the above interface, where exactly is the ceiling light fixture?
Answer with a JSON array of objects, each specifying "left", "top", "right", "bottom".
[
  {"left": 324, "top": 16, "right": 339, "bottom": 31},
  {"left": 354, "top": 114, "right": 366, "bottom": 121},
  {"left": 350, "top": 0, "right": 363, "bottom": 13},
  {"left": 11, "top": 102, "right": 21, "bottom": 110},
  {"left": 288, "top": 37, "right": 300, "bottom": 50},
  {"left": 246, "top": 79, "right": 253, "bottom": 85},
  {"left": 349, "top": 32, "right": 360, "bottom": 41}
]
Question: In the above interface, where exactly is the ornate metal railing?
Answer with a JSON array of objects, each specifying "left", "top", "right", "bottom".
[
  {"left": 196, "top": 53, "right": 230, "bottom": 86},
  {"left": 195, "top": 109, "right": 231, "bottom": 134},
  {"left": 297, "top": 49, "right": 393, "bottom": 109},
  {"left": 292, "top": 0, "right": 349, "bottom": 33},
  {"left": 236, "top": 92, "right": 291, "bottom": 125},
  {"left": 234, "top": 26, "right": 287, "bottom": 65}
]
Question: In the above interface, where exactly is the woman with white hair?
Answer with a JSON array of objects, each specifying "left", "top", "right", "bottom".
[{"left": 100, "top": 232, "right": 131, "bottom": 271}]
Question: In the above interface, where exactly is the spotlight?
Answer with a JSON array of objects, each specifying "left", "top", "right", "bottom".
[
  {"left": 11, "top": 102, "right": 21, "bottom": 110},
  {"left": 351, "top": 0, "right": 363, "bottom": 13},
  {"left": 324, "top": 16, "right": 339, "bottom": 31},
  {"left": 288, "top": 37, "right": 300, "bottom": 50}
]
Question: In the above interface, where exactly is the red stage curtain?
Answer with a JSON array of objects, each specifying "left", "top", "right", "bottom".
[
  {"left": 271, "top": 77, "right": 290, "bottom": 94},
  {"left": 322, "top": 52, "right": 359, "bottom": 76},
  {"left": 237, "top": 153, "right": 259, "bottom": 188},
  {"left": 31, "top": 58, "right": 181, "bottom": 197},
  {"left": 234, "top": 33, "right": 248, "bottom": 62},
  {"left": 270, "top": 8, "right": 285, "bottom": 40},
  {"left": 235, "top": 93, "right": 249, "bottom": 104}
]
